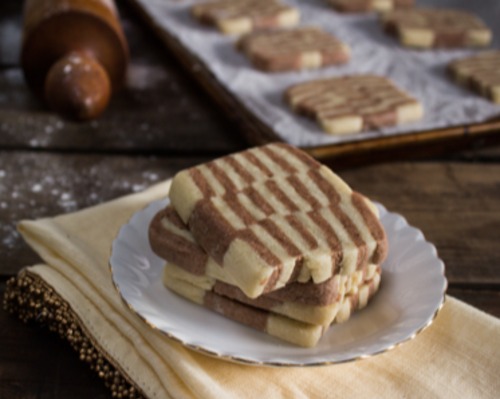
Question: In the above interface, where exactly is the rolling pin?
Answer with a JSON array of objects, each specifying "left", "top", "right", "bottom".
[{"left": 21, "top": 0, "right": 129, "bottom": 120}]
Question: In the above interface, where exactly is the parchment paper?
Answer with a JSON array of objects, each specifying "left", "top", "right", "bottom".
[{"left": 135, "top": 0, "right": 500, "bottom": 148}]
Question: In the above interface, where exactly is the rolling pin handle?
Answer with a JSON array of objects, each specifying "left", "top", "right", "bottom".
[{"left": 44, "top": 51, "right": 111, "bottom": 120}]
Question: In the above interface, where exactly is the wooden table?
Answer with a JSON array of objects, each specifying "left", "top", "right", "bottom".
[{"left": 1, "top": 1, "right": 499, "bottom": 397}]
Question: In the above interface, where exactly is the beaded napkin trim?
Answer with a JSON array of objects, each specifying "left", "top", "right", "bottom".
[{"left": 3, "top": 270, "right": 145, "bottom": 399}]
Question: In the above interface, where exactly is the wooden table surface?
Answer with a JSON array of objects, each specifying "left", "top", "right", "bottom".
[{"left": 1, "top": 1, "right": 499, "bottom": 398}]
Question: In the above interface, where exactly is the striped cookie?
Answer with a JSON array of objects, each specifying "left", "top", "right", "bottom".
[
  {"left": 191, "top": 0, "right": 299, "bottom": 35},
  {"left": 163, "top": 262, "right": 381, "bottom": 326},
  {"left": 381, "top": 8, "right": 492, "bottom": 49},
  {"left": 237, "top": 27, "right": 350, "bottom": 72},
  {"left": 168, "top": 143, "right": 388, "bottom": 298},
  {"left": 329, "top": 0, "right": 414, "bottom": 13},
  {"left": 163, "top": 273, "right": 325, "bottom": 347},
  {"left": 285, "top": 75, "right": 423, "bottom": 135},
  {"left": 449, "top": 51, "right": 500, "bottom": 104},
  {"left": 149, "top": 205, "right": 379, "bottom": 305}
]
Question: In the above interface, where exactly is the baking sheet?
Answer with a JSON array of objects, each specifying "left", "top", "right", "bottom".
[{"left": 135, "top": 0, "right": 500, "bottom": 148}]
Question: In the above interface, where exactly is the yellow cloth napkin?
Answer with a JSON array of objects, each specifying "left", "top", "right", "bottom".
[{"left": 15, "top": 180, "right": 500, "bottom": 399}]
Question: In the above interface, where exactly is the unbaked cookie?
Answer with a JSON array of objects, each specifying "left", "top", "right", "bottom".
[
  {"left": 449, "top": 51, "right": 500, "bottom": 104},
  {"left": 237, "top": 27, "right": 350, "bottom": 72},
  {"left": 381, "top": 8, "right": 492, "bottom": 49},
  {"left": 191, "top": 0, "right": 299, "bottom": 35},
  {"left": 285, "top": 75, "right": 423, "bottom": 135},
  {"left": 329, "top": 0, "right": 414, "bottom": 13}
]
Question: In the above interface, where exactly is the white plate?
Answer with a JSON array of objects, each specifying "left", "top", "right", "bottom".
[{"left": 110, "top": 198, "right": 447, "bottom": 366}]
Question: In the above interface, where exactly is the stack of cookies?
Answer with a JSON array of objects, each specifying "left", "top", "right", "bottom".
[{"left": 149, "top": 143, "right": 388, "bottom": 347}]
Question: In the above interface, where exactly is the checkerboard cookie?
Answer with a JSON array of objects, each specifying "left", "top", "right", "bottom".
[
  {"left": 381, "top": 8, "right": 492, "bottom": 49},
  {"left": 285, "top": 75, "right": 423, "bottom": 135},
  {"left": 150, "top": 205, "right": 368, "bottom": 295},
  {"left": 329, "top": 0, "right": 414, "bottom": 13},
  {"left": 166, "top": 143, "right": 388, "bottom": 298},
  {"left": 163, "top": 271, "right": 326, "bottom": 347},
  {"left": 191, "top": 0, "right": 299, "bottom": 35},
  {"left": 163, "top": 262, "right": 381, "bottom": 326},
  {"left": 449, "top": 51, "right": 500, "bottom": 104},
  {"left": 237, "top": 27, "right": 350, "bottom": 72},
  {"left": 149, "top": 204, "right": 382, "bottom": 309}
]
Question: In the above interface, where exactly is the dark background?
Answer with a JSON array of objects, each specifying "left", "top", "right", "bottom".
[{"left": 1, "top": 1, "right": 499, "bottom": 397}]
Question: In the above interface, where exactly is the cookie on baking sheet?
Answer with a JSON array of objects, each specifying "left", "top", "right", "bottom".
[
  {"left": 285, "top": 75, "right": 423, "bottom": 135},
  {"left": 329, "top": 0, "right": 414, "bottom": 13},
  {"left": 237, "top": 27, "right": 350, "bottom": 72},
  {"left": 191, "top": 0, "right": 299, "bottom": 35},
  {"left": 449, "top": 51, "right": 500, "bottom": 104},
  {"left": 381, "top": 8, "right": 492, "bottom": 49}
]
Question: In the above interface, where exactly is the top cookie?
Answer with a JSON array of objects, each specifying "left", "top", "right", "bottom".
[
  {"left": 191, "top": 0, "right": 299, "bottom": 35},
  {"left": 330, "top": 0, "right": 414, "bottom": 13},
  {"left": 382, "top": 8, "right": 492, "bottom": 49},
  {"left": 449, "top": 51, "right": 500, "bottom": 104},
  {"left": 168, "top": 143, "right": 387, "bottom": 298},
  {"left": 237, "top": 27, "right": 350, "bottom": 72}
]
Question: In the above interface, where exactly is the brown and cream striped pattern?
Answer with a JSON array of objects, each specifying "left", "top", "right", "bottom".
[
  {"left": 285, "top": 75, "right": 423, "bottom": 135},
  {"left": 449, "top": 51, "right": 500, "bottom": 104},
  {"left": 167, "top": 143, "right": 388, "bottom": 298},
  {"left": 382, "top": 8, "right": 492, "bottom": 49},
  {"left": 163, "top": 263, "right": 381, "bottom": 346},
  {"left": 149, "top": 205, "right": 381, "bottom": 307},
  {"left": 163, "top": 261, "right": 381, "bottom": 326},
  {"left": 164, "top": 274, "right": 325, "bottom": 348},
  {"left": 191, "top": 0, "right": 299, "bottom": 35},
  {"left": 237, "top": 27, "right": 350, "bottom": 72},
  {"left": 329, "top": 0, "right": 414, "bottom": 13}
]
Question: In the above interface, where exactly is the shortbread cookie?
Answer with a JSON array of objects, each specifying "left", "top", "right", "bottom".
[
  {"left": 237, "top": 27, "right": 350, "bottom": 72},
  {"left": 449, "top": 51, "right": 500, "bottom": 104},
  {"left": 285, "top": 75, "right": 423, "bottom": 135},
  {"left": 329, "top": 0, "right": 414, "bottom": 13},
  {"left": 168, "top": 143, "right": 388, "bottom": 298},
  {"left": 163, "top": 262, "right": 381, "bottom": 325},
  {"left": 149, "top": 205, "right": 379, "bottom": 305},
  {"left": 191, "top": 0, "right": 299, "bottom": 35},
  {"left": 164, "top": 272, "right": 325, "bottom": 347},
  {"left": 382, "top": 8, "right": 492, "bottom": 49}
]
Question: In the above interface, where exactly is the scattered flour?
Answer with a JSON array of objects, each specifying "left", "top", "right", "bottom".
[
  {"left": 126, "top": 64, "right": 168, "bottom": 90},
  {"left": 0, "top": 154, "right": 165, "bottom": 256},
  {"left": 2, "top": 225, "right": 19, "bottom": 249}
]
